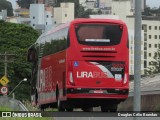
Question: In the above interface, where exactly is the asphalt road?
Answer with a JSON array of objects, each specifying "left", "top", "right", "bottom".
[
  {"left": 50, "top": 112, "right": 160, "bottom": 120},
  {"left": 54, "top": 117, "right": 160, "bottom": 120}
]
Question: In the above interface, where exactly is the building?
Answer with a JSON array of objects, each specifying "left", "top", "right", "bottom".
[
  {"left": 0, "top": 10, "right": 7, "bottom": 20},
  {"left": 141, "top": 17, "right": 160, "bottom": 73},
  {"left": 6, "top": 16, "right": 30, "bottom": 25},
  {"left": 15, "top": 8, "right": 29, "bottom": 17},
  {"left": 54, "top": 2, "right": 74, "bottom": 25},
  {"left": 30, "top": 4, "right": 54, "bottom": 32},
  {"left": 35, "top": 0, "right": 55, "bottom": 6}
]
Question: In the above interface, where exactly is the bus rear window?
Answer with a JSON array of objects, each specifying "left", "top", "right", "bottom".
[{"left": 75, "top": 24, "right": 123, "bottom": 46}]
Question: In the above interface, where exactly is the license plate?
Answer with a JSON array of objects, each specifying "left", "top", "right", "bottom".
[{"left": 93, "top": 90, "right": 103, "bottom": 93}]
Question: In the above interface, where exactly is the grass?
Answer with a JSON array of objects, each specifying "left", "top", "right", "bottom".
[{"left": 0, "top": 106, "right": 12, "bottom": 111}]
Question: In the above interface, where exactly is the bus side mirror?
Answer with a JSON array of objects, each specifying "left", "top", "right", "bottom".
[{"left": 27, "top": 49, "right": 36, "bottom": 62}]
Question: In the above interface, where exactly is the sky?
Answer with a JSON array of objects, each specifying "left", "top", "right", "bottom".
[
  {"left": 8, "top": 0, "right": 160, "bottom": 9},
  {"left": 146, "top": 0, "right": 160, "bottom": 8}
]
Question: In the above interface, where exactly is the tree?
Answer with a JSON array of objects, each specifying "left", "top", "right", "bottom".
[
  {"left": 17, "top": 0, "right": 34, "bottom": 9},
  {"left": 143, "top": 6, "right": 160, "bottom": 16},
  {"left": 55, "top": 0, "right": 97, "bottom": 18},
  {"left": 0, "top": 0, "right": 13, "bottom": 16},
  {"left": 0, "top": 20, "right": 39, "bottom": 100},
  {"left": 145, "top": 49, "right": 160, "bottom": 75}
]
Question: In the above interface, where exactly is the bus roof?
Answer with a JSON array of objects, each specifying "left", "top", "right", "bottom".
[{"left": 71, "top": 18, "right": 126, "bottom": 25}]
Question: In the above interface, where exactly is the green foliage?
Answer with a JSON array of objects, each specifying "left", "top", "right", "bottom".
[
  {"left": 0, "top": 0, "right": 13, "bottom": 16},
  {"left": 143, "top": 7, "right": 160, "bottom": 16},
  {"left": 145, "top": 49, "right": 160, "bottom": 75},
  {"left": 17, "top": 0, "right": 34, "bottom": 9},
  {"left": 0, "top": 20, "right": 39, "bottom": 100},
  {"left": 55, "top": 0, "right": 98, "bottom": 18}
]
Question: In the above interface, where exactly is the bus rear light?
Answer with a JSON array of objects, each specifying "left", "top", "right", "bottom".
[
  {"left": 119, "top": 25, "right": 123, "bottom": 30},
  {"left": 123, "top": 73, "right": 127, "bottom": 84},
  {"left": 69, "top": 72, "right": 74, "bottom": 85}
]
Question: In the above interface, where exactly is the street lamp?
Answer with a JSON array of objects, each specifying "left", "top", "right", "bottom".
[{"left": 8, "top": 78, "right": 27, "bottom": 97}]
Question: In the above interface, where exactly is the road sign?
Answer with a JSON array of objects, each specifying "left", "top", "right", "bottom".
[
  {"left": 0, "top": 86, "right": 8, "bottom": 94},
  {"left": 0, "top": 76, "right": 9, "bottom": 86}
]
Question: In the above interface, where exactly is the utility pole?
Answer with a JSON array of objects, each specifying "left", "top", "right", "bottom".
[
  {"left": 134, "top": 0, "right": 142, "bottom": 116},
  {"left": 0, "top": 52, "right": 15, "bottom": 77}
]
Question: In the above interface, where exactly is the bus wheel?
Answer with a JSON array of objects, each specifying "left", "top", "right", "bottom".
[
  {"left": 39, "top": 105, "right": 45, "bottom": 111},
  {"left": 56, "top": 91, "right": 65, "bottom": 111},
  {"left": 82, "top": 107, "right": 93, "bottom": 112},
  {"left": 66, "top": 108, "right": 74, "bottom": 112},
  {"left": 109, "top": 104, "right": 117, "bottom": 112},
  {"left": 100, "top": 106, "right": 109, "bottom": 112}
]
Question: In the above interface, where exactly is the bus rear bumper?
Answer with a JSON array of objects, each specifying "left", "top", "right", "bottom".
[{"left": 66, "top": 88, "right": 128, "bottom": 99}]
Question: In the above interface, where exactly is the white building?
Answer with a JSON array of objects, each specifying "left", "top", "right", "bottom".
[
  {"left": 141, "top": 18, "right": 160, "bottom": 73},
  {"left": 54, "top": 3, "right": 74, "bottom": 25},
  {"left": 30, "top": 4, "right": 54, "bottom": 32},
  {"left": 99, "top": 0, "right": 112, "bottom": 8},
  {"left": 0, "top": 10, "right": 7, "bottom": 20}
]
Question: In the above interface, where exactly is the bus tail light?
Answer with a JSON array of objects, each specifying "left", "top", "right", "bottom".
[
  {"left": 123, "top": 73, "right": 128, "bottom": 84},
  {"left": 69, "top": 72, "right": 75, "bottom": 85}
]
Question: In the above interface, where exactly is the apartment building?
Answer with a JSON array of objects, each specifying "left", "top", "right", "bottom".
[
  {"left": 30, "top": 4, "right": 54, "bottom": 32},
  {"left": 54, "top": 3, "right": 74, "bottom": 25},
  {"left": 142, "top": 18, "right": 160, "bottom": 73}
]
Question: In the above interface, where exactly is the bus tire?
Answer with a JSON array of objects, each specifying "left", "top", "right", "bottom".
[
  {"left": 56, "top": 88, "right": 65, "bottom": 111},
  {"left": 101, "top": 106, "right": 109, "bottom": 112},
  {"left": 66, "top": 108, "right": 73, "bottom": 112},
  {"left": 82, "top": 107, "right": 93, "bottom": 112}
]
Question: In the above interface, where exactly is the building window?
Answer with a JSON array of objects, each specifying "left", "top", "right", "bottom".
[
  {"left": 155, "top": 35, "right": 157, "bottom": 39},
  {"left": 159, "top": 44, "right": 160, "bottom": 49},
  {"left": 149, "top": 26, "right": 151, "bottom": 30},
  {"left": 144, "top": 42, "right": 147, "bottom": 50},
  {"left": 144, "top": 51, "right": 147, "bottom": 59},
  {"left": 155, "top": 44, "right": 157, "bottom": 48},
  {"left": 54, "top": 21, "right": 56, "bottom": 24},
  {"left": 159, "top": 35, "right": 160, "bottom": 39},
  {"left": 149, "top": 44, "right": 151, "bottom": 48},
  {"left": 65, "top": 14, "right": 67, "bottom": 17},
  {"left": 33, "top": 16, "right": 35, "bottom": 19},
  {"left": 159, "top": 26, "right": 160, "bottom": 30},
  {"left": 33, "top": 24, "right": 35, "bottom": 26},
  {"left": 155, "top": 26, "right": 157, "bottom": 30},
  {"left": 144, "top": 33, "right": 147, "bottom": 41},
  {"left": 46, "top": 15, "right": 49, "bottom": 18},
  {"left": 142, "top": 24, "right": 147, "bottom": 32},
  {"left": 144, "top": 61, "right": 147, "bottom": 68},
  {"left": 46, "top": 22, "right": 47, "bottom": 25},
  {"left": 149, "top": 53, "right": 151, "bottom": 57},
  {"left": 149, "top": 35, "right": 151, "bottom": 39}
]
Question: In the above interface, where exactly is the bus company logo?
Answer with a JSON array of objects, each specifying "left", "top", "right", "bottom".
[
  {"left": 77, "top": 71, "right": 108, "bottom": 78},
  {"left": 111, "top": 64, "right": 124, "bottom": 71}
]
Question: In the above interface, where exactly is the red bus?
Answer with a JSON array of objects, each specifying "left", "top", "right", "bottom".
[{"left": 27, "top": 18, "right": 129, "bottom": 112}]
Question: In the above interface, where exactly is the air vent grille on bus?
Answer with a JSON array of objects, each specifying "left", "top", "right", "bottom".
[{"left": 81, "top": 50, "right": 117, "bottom": 58}]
